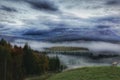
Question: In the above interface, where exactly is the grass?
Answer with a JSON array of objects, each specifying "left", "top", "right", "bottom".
[
  {"left": 25, "top": 73, "right": 53, "bottom": 80},
  {"left": 47, "top": 66, "right": 120, "bottom": 80}
]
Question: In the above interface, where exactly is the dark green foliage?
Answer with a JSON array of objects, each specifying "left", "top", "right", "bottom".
[
  {"left": 0, "top": 38, "right": 7, "bottom": 46},
  {"left": 48, "top": 56, "right": 61, "bottom": 72},
  {"left": 23, "top": 43, "right": 42, "bottom": 75},
  {"left": 11, "top": 46, "right": 25, "bottom": 80},
  {"left": 0, "top": 38, "right": 13, "bottom": 80},
  {"left": 0, "top": 39, "right": 62, "bottom": 80}
]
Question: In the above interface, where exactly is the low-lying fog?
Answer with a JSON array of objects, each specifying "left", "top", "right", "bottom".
[
  {"left": 12, "top": 39, "right": 120, "bottom": 54},
  {"left": 11, "top": 39, "right": 120, "bottom": 69},
  {"left": 48, "top": 54, "right": 120, "bottom": 69}
]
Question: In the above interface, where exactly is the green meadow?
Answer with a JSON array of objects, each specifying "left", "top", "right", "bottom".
[{"left": 47, "top": 66, "right": 120, "bottom": 80}]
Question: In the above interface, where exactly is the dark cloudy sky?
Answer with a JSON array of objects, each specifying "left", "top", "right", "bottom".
[{"left": 0, "top": 0, "right": 120, "bottom": 42}]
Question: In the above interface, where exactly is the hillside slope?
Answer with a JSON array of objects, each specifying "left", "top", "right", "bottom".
[{"left": 47, "top": 66, "right": 120, "bottom": 80}]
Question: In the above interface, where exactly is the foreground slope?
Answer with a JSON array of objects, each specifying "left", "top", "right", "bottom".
[{"left": 47, "top": 66, "right": 120, "bottom": 80}]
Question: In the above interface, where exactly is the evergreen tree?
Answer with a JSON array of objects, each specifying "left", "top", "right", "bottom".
[
  {"left": 11, "top": 46, "right": 24, "bottom": 80},
  {"left": 49, "top": 56, "right": 61, "bottom": 72},
  {"left": 23, "top": 43, "right": 41, "bottom": 75},
  {"left": 0, "top": 38, "right": 7, "bottom": 46},
  {"left": 0, "top": 46, "right": 12, "bottom": 80},
  {"left": 0, "top": 39, "right": 63, "bottom": 80}
]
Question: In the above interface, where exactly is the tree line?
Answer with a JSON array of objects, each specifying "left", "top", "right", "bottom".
[{"left": 0, "top": 39, "right": 65, "bottom": 80}]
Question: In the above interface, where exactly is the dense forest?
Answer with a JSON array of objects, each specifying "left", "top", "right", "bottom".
[{"left": 0, "top": 39, "right": 64, "bottom": 80}]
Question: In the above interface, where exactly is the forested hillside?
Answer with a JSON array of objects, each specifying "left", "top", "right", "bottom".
[{"left": 0, "top": 39, "right": 63, "bottom": 80}]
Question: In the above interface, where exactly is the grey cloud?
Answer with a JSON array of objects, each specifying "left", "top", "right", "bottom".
[
  {"left": 0, "top": 5, "right": 17, "bottom": 12},
  {"left": 0, "top": 0, "right": 120, "bottom": 43},
  {"left": 25, "top": 0, "right": 58, "bottom": 11},
  {"left": 2, "top": 0, "right": 58, "bottom": 11},
  {"left": 95, "top": 25, "right": 111, "bottom": 29},
  {"left": 95, "top": 16, "right": 120, "bottom": 23},
  {"left": 106, "top": 0, "right": 120, "bottom": 5}
]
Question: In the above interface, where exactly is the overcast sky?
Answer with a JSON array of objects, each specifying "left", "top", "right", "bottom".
[{"left": 0, "top": 0, "right": 120, "bottom": 41}]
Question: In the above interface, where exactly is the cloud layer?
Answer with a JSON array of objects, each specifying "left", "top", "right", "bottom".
[
  {"left": 0, "top": 0, "right": 120, "bottom": 42},
  {"left": 25, "top": 0, "right": 58, "bottom": 11}
]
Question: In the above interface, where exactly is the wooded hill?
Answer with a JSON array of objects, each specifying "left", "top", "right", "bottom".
[
  {"left": 46, "top": 46, "right": 89, "bottom": 51},
  {"left": 0, "top": 39, "right": 64, "bottom": 80}
]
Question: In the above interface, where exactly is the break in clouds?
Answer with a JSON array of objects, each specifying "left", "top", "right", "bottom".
[{"left": 0, "top": 0, "right": 120, "bottom": 53}]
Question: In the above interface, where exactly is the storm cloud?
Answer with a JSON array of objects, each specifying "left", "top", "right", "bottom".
[
  {"left": 25, "top": 0, "right": 58, "bottom": 11},
  {"left": 0, "top": 0, "right": 120, "bottom": 42},
  {"left": 106, "top": 0, "right": 120, "bottom": 5}
]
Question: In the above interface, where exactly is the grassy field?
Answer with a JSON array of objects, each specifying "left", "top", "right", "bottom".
[
  {"left": 47, "top": 66, "right": 120, "bottom": 80},
  {"left": 25, "top": 73, "right": 53, "bottom": 80}
]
